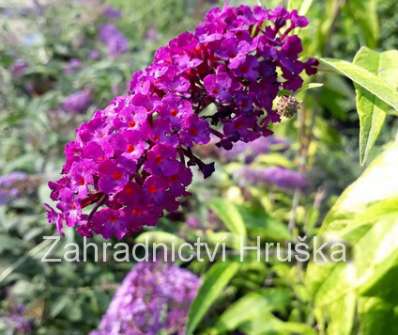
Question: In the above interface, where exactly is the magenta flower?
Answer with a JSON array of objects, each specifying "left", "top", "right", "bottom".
[
  {"left": 46, "top": 5, "right": 317, "bottom": 239},
  {"left": 97, "top": 159, "right": 131, "bottom": 194},
  {"left": 90, "top": 262, "right": 200, "bottom": 335}
]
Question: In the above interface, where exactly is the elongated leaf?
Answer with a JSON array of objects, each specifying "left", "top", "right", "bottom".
[
  {"left": 241, "top": 316, "right": 316, "bottom": 335},
  {"left": 320, "top": 58, "right": 398, "bottom": 112},
  {"left": 135, "top": 231, "right": 186, "bottom": 248},
  {"left": 353, "top": 47, "right": 398, "bottom": 164},
  {"left": 298, "top": 0, "right": 314, "bottom": 15},
  {"left": 355, "top": 217, "right": 398, "bottom": 302},
  {"left": 322, "top": 141, "right": 398, "bottom": 232},
  {"left": 308, "top": 140, "right": 398, "bottom": 334},
  {"left": 186, "top": 262, "right": 239, "bottom": 335},
  {"left": 358, "top": 298, "right": 398, "bottom": 335},
  {"left": 288, "top": 0, "right": 314, "bottom": 15},
  {"left": 210, "top": 198, "right": 247, "bottom": 240},
  {"left": 205, "top": 231, "right": 241, "bottom": 250},
  {"left": 217, "top": 293, "right": 271, "bottom": 332},
  {"left": 347, "top": 0, "right": 379, "bottom": 48}
]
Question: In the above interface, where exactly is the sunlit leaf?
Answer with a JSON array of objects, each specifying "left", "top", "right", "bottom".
[
  {"left": 346, "top": 0, "right": 379, "bottom": 48},
  {"left": 135, "top": 230, "right": 186, "bottom": 248},
  {"left": 320, "top": 57, "right": 398, "bottom": 113},
  {"left": 322, "top": 141, "right": 398, "bottom": 232},
  {"left": 216, "top": 293, "right": 271, "bottom": 332},
  {"left": 210, "top": 198, "right": 247, "bottom": 240},
  {"left": 288, "top": 0, "right": 314, "bottom": 15},
  {"left": 186, "top": 262, "right": 240, "bottom": 335},
  {"left": 353, "top": 47, "right": 398, "bottom": 165}
]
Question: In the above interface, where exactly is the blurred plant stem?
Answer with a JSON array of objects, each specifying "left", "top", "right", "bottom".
[
  {"left": 288, "top": 103, "right": 317, "bottom": 235},
  {"left": 322, "top": 0, "right": 346, "bottom": 55}
]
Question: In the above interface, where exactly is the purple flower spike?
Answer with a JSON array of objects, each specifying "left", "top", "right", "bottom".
[
  {"left": 90, "top": 262, "right": 200, "bottom": 335},
  {"left": 237, "top": 166, "right": 308, "bottom": 191},
  {"left": 46, "top": 5, "right": 317, "bottom": 239}
]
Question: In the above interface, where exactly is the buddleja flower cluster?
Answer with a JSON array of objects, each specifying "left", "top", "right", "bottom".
[
  {"left": 90, "top": 262, "right": 200, "bottom": 335},
  {"left": 46, "top": 5, "right": 318, "bottom": 239}
]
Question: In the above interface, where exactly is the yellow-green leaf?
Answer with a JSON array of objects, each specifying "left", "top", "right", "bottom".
[
  {"left": 186, "top": 262, "right": 240, "bottom": 335},
  {"left": 353, "top": 47, "right": 398, "bottom": 165},
  {"left": 210, "top": 198, "right": 247, "bottom": 240},
  {"left": 320, "top": 57, "right": 398, "bottom": 113}
]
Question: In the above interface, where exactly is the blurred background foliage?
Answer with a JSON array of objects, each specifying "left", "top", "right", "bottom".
[{"left": 0, "top": 0, "right": 398, "bottom": 334}]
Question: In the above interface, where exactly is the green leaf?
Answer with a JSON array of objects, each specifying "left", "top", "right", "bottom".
[
  {"left": 239, "top": 205, "right": 291, "bottom": 241},
  {"left": 241, "top": 316, "right": 316, "bottom": 335},
  {"left": 288, "top": 0, "right": 314, "bottom": 15},
  {"left": 322, "top": 141, "right": 398, "bottom": 233},
  {"left": 253, "top": 153, "right": 294, "bottom": 168},
  {"left": 354, "top": 217, "right": 398, "bottom": 303},
  {"left": 135, "top": 231, "right": 186, "bottom": 248},
  {"left": 216, "top": 293, "right": 271, "bottom": 332},
  {"left": 50, "top": 296, "right": 70, "bottom": 318},
  {"left": 358, "top": 297, "right": 398, "bottom": 335},
  {"left": 306, "top": 263, "right": 356, "bottom": 335},
  {"left": 353, "top": 47, "right": 398, "bottom": 164},
  {"left": 205, "top": 231, "right": 241, "bottom": 250},
  {"left": 210, "top": 198, "right": 247, "bottom": 240},
  {"left": 216, "top": 288, "right": 292, "bottom": 333},
  {"left": 0, "top": 234, "right": 22, "bottom": 253},
  {"left": 186, "top": 262, "right": 240, "bottom": 335},
  {"left": 307, "top": 141, "right": 398, "bottom": 333},
  {"left": 346, "top": 0, "right": 379, "bottom": 48},
  {"left": 320, "top": 57, "right": 398, "bottom": 112}
]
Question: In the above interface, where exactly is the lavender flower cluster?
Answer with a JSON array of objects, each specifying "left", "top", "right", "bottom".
[
  {"left": 99, "top": 23, "right": 129, "bottom": 58},
  {"left": 90, "top": 262, "right": 200, "bottom": 335},
  {"left": 46, "top": 5, "right": 317, "bottom": 239},
  {"left": 0, "top": 304, "right": 32, "bottom": 334},
  {"left": 236, "top": 166, "right": 308, "bottom": 191},
  {"left": 0, "top": 172, "right": 30, "bottom": 205},
  {"left": 63, "top": 89, "right": 92, "bottom": 114},
  {"left": 218, "top": 135, "right": 290, "bottom": 163}
]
